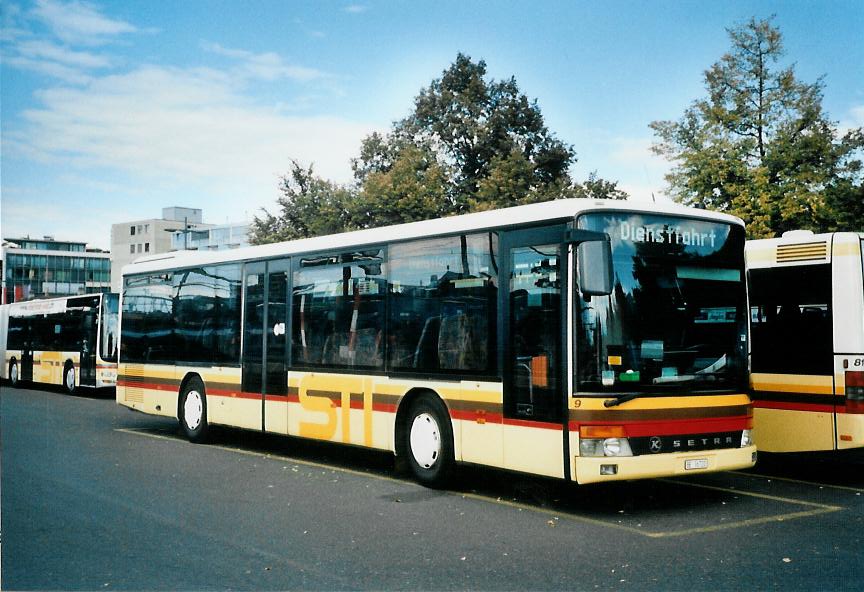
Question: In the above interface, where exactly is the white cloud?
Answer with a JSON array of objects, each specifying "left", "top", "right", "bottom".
[
  {"left": 3, "top": 54, "right": 93, "bottom": 84},
  {"left": 343, "top": 4, "right": 368, "bottom": 14},
  {"left": 3, "top": 3, "right": 129, "bottom": 83},
  {"left": 0, "top": 2, "right": 29, "bottom": 43},
  {"left": 605, "top": 136, "right": 671, "bottom": 199},
  {"left": 16, "top": 39, "right": 111, "bottom": 68},
  {"left": 31, "top": 0, "right": 137, "bottom": 45},
  {"left": 839, "top": 104, "right": 864, "bottom": 136},
  {"left": 7, "top": 63, "right": 374, "bottom": 186},
  {"left": 201, "top": 41, "right": 327, "bottom": 82},
  {"left": 3, "top": 5, "right": 377, "bottom": 246}
]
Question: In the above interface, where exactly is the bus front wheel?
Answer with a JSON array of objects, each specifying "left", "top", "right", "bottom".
[
  {"left": 63, "top": 363, "right": 76, "bottom": 394},
  {"left": 404, "top": 395, "right": 455, "bottom": 488},
  {"left": 179, "top": 378, "right": 209, "bottom": 443}
]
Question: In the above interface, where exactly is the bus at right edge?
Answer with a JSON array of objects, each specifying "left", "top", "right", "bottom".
[{"left": 746, "top": 231, "right": 864, "bottom": 452}]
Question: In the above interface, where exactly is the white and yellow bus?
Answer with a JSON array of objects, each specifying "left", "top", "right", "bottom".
[
  {"left": 117, "top": 199, "right": 756, "bottom": 485},
  {"left": 2, "top": 293, "right": 119, "bottom": 393},
  {"left": 746, "top": 231, "right": 864, "bottom": 452}
]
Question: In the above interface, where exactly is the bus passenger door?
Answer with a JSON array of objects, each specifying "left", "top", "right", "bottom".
[
  {"left": 243, "top": 260, "right": 290, "bottom": 433},
  {"left": 79, "top": 305, "right": 98, "bottom": 387},
  {"left": 264, "top": 260, "right": 290, "bottom": 434},
  {"left": 501, "top": 226, "right": 567, "bottom": 478},
  {"left": 21, "top": 322, "right": 34, "bottom": 382}
]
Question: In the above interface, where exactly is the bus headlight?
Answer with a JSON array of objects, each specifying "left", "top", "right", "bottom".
[
  {"left": 579, "top": 438, "right": 633, "bottom": 457},
  {"left": 741, "top": 429, "right": 752, "bottom": 448}
]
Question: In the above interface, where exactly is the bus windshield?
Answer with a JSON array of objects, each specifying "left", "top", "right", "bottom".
[{"left": 575, "top": 213, "right": 747, "bottom": 393}]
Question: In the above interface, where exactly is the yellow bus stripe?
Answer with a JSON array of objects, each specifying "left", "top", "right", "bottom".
[{"left": 751, "top": 373, "right": 834, "bottom": 395}]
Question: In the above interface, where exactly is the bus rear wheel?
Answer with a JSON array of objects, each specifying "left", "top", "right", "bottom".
[
  {"left": 404, "top": 395, "right": 454, "bottom": 488},
  {"left": 9, "top": 360, "right": 19, "bottom": 387},
  {"left": 63, "top": 363, "right": 76, "bottom": 394},
  {"left": 179, "top": 378, "right": 209, "bottom": 443}
]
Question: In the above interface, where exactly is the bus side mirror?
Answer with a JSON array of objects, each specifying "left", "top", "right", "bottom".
[{"left": 577, "top": 239, "right": 613, "bottom": 296}]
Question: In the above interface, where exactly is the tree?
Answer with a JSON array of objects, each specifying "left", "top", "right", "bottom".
[
  {"left": 249, "top": 160, "right": 353, "bottom": 244},
  {"left": 350, "top": 144, "right": 450, "bottom": 228},
  {"left": 253, "top": 54, "right": 629, "bottom": 243},
  {"left": 651, "top": 17, "right": 863, "bottom": 237},
  {"left": 355, "top": 53, "right": 625, "bottom": 219}
]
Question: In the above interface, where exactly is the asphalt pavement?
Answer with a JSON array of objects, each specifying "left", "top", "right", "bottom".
[{"left": 2, "top": 385, "right": 863, "bottom": 590}]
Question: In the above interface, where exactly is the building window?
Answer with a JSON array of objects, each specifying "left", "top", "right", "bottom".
[
  {"left": 137, "top": 225, "right": 143, "bottom": 234},
  {"left": 144, "top": 224, "right": 150, "bottom": 234},
  {"left": 145, "top": 243, "right": 150, "bottom": 253},
  {"left": 130, "top": 245, "right": 135, "bottom": 254},
  {"left": 130, "top": 226, "right": 136, "bottom": 236},
  {"left": 137, "top": 244, "right": 142, "bottom": 253}
]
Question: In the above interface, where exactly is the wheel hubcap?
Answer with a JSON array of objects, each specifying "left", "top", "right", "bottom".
[
  {"left": 409, "top": 412, "right": 441, "bottom": 469},
  {"left": 66, "top": 368, "right": 75, "bottom": 390},
  {"left": 11, "top": 364, "right": 18, "bottom": 383},
  {"left": 184, "top": 390, "right": 203, "bottom": 430}
]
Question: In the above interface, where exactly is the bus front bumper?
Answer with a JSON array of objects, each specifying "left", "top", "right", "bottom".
[{"left": 573, "top": 445, "right": 757, "bottom": 485}]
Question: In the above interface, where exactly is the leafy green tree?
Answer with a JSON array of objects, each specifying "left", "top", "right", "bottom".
[
  {"left": 350, "top": 144, "right": 450, "bottom": 228},
  {"left": 249, "top": 160, "right": 353, "bottom": 244},
  {"left": 651, "top": 17, "right": 863, "bottom": 237},
  {"left": 254, "top": 54, "right": 630, "bottom": 244},
  {"left": 356, "top": 53, "right": 623, "bottom": 218}
]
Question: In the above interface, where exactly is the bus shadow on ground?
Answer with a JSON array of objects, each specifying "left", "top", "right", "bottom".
[
  {"left": 746, "top": 450, "right": 864, "bottom": 489},
  {"left": 124, "top": 419, "right": 846, "bottom": 536},
  {"left": 6, "top": 382, "right": 117, "bottom": 400}
]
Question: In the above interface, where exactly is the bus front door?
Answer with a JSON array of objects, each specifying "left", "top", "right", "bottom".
[
  {"left": 79, "top": 307, "right": 97, "bottom": 387},
  {"left": 501, "top": 226, "right": 568, "bottom": 478},
  {"left": 21, "top": 342, "right": 34, "bottom": 382},
  {"left": 242, "top": 260, "right": 290, "bottom": 432}
]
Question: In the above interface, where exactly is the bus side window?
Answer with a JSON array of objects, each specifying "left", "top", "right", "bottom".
[
  {"left": 388, "top": 233, "right": 497, "bottom": 375},
  {"left": 292, "top": 253, "right": 385, "bottom": 370},
  {"left": 749, "top": 264, "right": 832, "bottom": 375}
]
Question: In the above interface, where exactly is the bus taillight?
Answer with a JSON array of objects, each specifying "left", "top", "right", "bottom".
[{"left": 845, "top": 371, "right": 864, "bottom": 413}]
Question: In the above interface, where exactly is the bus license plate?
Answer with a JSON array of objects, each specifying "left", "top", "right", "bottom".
[{"left": 685, "top": 459, "right": 708, "bottom": 470}]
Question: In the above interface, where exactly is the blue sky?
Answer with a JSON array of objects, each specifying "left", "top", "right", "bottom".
[{"left": 2, "top": 0, "right": 862, "bottom": 250}]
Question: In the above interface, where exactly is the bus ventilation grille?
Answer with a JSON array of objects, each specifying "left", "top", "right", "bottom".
[
  {"left": 123, "top": 363, "right": 146, "bottom": 404},
  {"left": 776, "top": 242, "right": 828, "bottom": 263}
]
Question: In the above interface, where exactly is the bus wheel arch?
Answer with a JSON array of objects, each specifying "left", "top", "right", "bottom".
[
  {"left": 395, "top": 388, "right": 455, "bottom": 488},
  {"left": 8, "top": 358, "right": 19, "bottom": 386},
  {"left": 178, "top": 373, "right": 209, "bottom": 443},
  {"left": 63, "top": 361, "right": 76, "bottom": 394}
]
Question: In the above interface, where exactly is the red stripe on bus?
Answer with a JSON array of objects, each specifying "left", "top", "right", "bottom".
[
  {"left": 117, "top": 380, "right": 176, "bottom": 392},
  {"left": 450, "top": 409, "right": 502, "bottom": 424},
  {"left": 502, "top": 417, "right": 564, "bottom": 431},
  {"left": 373, "top": 402, "right": 397, "bottom": 414},
  {"left": 209, "top": 390, "right": 262, "bottom": 401},
  {"left": 570, "top": 415, "right": 751, "bottom": 437},
  {"left": 451, "top": 409, "right": 563, "bottom": 431}
]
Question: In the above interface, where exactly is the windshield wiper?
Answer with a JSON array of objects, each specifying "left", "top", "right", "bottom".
[{"left": 604, "top": 392, "right": 647, "bottom": 407}]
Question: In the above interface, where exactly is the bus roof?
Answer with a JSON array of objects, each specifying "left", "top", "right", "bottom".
[
  {"left": 123, "top": 198, "right": 744, "bottom": 277},
  {"left": 746, "top": 230, "right": 864, "bottom": 247},
  {"left": 3, "top": 293, "right": 104, "bottom": 317},
  {"left": 745, "top": 230, "right": 864, "bottom": 268}
]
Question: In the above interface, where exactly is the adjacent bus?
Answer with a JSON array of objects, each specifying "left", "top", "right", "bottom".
[
  {"left": 117, "top": 199, "right": 755, "bottom": 485},
  {"left": 746, "top": 231, "right": 864, "bottom": 452},
  {"left": 3, "top": 293, "right": 119, "bottom": 392}
]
